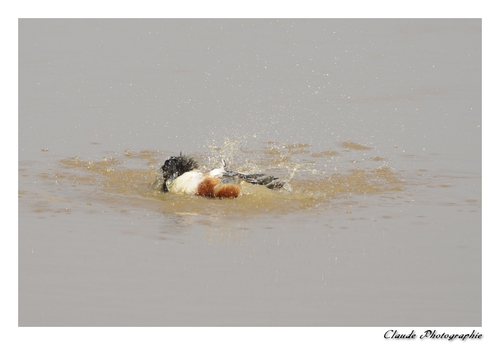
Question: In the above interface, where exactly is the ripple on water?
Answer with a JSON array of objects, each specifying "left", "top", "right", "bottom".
[{"left": 46, "top": 141, "right": 406, "bottom": 217}]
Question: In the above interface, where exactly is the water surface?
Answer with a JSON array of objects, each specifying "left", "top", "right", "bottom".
[{"left": 19, "top": 19, "right": 481, "bottom": 326}]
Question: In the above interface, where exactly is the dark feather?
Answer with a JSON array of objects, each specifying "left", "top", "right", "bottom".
[{"left": 160, "top": 154, "right": 198, "bottom": 192}]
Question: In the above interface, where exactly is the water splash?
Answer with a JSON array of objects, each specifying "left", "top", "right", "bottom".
[{"left": 32, "top": 141, "right": 405, "bottom": 217}]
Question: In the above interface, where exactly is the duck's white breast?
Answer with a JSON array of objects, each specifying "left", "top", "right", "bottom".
[{"left": 169, "top": 171, "right": 204, "bottom": 195}]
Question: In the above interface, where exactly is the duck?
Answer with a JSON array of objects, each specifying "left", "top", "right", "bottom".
[{"left": 157, "top": 153, "right": 283, "bottom": 198}]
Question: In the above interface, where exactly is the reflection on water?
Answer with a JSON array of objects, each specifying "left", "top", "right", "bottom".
[{"left": 22, "top": 141, "right": 406, "bottom": 219}]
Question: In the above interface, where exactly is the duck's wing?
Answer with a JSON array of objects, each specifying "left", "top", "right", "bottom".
[
  {"left": 222, "top": 171, "right": 284, "bottom": 190},
  {"left": 208, "top": 160, "right": 284, "bottom": 190}
]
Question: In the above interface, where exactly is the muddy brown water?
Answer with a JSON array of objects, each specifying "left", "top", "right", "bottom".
[{"left": 19, "top": 19, "right": 481, "bottom": 327}]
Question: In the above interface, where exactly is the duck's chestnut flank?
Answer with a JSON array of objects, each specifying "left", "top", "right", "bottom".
[
  {"left": 195, "top": 176, "right": 242, "bottom": 198},
  {"left": 213, "top": 182, "right": 242, "bottom": 199},
  {"left": 196, "top": 176, "right": 219, "bottom": 197}
]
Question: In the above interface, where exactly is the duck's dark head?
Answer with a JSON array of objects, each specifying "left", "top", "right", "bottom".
[{"left": 161, "top": 154, "right": 199, "bottom": 192}]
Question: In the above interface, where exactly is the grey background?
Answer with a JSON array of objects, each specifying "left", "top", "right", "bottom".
[{"left": 19, "top": 19, "right": 481, "bottom": 326}]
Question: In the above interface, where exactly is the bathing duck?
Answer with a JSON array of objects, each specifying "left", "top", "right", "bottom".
[{"left": 158, "top": 154, "right": 283, "bottom": 198}]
